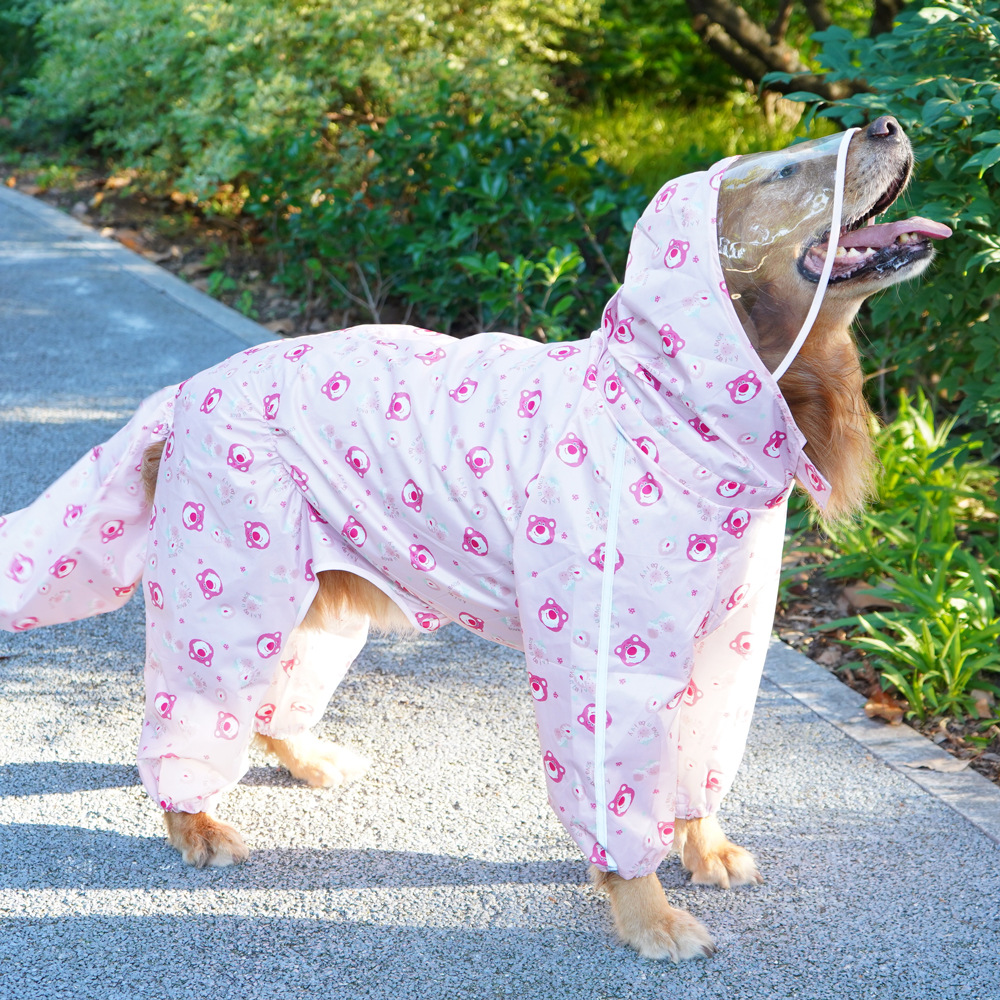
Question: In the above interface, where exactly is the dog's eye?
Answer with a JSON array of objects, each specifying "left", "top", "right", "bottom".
[{"left": 778, "top": 164, "right": 799, "bottom": 179}]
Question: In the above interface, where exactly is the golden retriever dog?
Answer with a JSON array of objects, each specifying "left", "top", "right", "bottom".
[{"left": 1, "top": 115, "right": 949, "bottom": 961}]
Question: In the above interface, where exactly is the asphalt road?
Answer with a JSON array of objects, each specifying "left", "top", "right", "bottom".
[{"left": 1, "top": 187, "right": 998, "bottom": 1000}]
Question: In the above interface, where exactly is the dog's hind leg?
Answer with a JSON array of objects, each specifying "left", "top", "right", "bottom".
[
  {"left": 253, "top": 570, "right": 412, "bottom": 788},
  {"left": 591, "top": 868, "right": 716, "bottom": 961}
]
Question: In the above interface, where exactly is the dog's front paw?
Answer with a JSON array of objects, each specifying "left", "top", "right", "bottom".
[
  {"left": 674, "top": 815, "right": 762, "bottom": 889},
  {"left": 255, "top": 732, "right": 370, "bottom": 788},
  {"left": 591, "top": 867, "right": 715, "bottom": 962},
  {"left": 164, "top": 811, "right": 249, "bottom": 868}
]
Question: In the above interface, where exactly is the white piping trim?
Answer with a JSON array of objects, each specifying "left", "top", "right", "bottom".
[
  {"left": 773, "top": 127, "right": 859, "bottom": 382},
  {"left": 594, "top": 430, "right": 627, "bottom": 871}
]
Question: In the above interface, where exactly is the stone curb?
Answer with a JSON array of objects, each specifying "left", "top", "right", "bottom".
[{"left": 764, "top": 638, "right": 1000, "bottom": 844}]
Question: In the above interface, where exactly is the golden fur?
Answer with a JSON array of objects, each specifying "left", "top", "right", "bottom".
[{"left": 138, "top": 118, "right": 936, "bottom": 960}]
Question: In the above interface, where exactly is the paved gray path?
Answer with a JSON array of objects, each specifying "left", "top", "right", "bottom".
[{"left": 1, "top": 188, "right": 998, "bottom": 1000}]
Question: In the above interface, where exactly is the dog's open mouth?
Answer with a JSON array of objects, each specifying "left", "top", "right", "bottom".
[{"left": 799, "top": 175, "right": 952, "bottom": 284}]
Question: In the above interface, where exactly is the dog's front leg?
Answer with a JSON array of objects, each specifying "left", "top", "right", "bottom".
[
  {"left": 163, "top": 811, "right": 249, "bottom": 868},
  {"left": 590, "top": 867, "right": 715, "bottom": 961},
  {"left": 255, "top": 731, "right": 370, "bottom": 788},
  {"left": 672, "top": 815, "right": 762, "bottom": 888}
]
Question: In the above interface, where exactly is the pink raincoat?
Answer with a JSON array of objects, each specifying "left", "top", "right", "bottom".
[{"left": 1, "top": 158, "right": 829, "bottom": 880}]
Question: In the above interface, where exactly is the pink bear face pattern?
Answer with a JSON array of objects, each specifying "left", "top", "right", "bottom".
[
  {"left": 526, "top": 515, "right": 556, "bottom": 546},
  {"left": 465, "top": 446, "right": 493, "bottom": 479},
  {"left": 227, "top": 444, "right": 254, "bottom": 473},
  {"left": 528, "top": 674, "right": 548, "bottom": 701},
  {"left": 686, "top": 534, "right": 717, "bottom": 563},
  {"left": 345, "top": 446, "right": 371, "bottom": 477},
  {"left": 196, "top": 568, "right": 223, "bottom": 599},
  {"left": 604, "top": 374, "right": 624, "bottom": 403},
  {"left": 189, "top": 638, "right": 213, "bottom": 667},
  {"left": 730, "top": 631, "right": 753, "bottom": 657},
  {"left": 653, "top": 183, "right": 677, "bottom": 211},
  {"left": 49, "top": 556, "right": 76, "bottom": 578},
  {"left": 245, "top": 521, "right": 270, "bottom": 549},
  {"left": 100, "top": 519, "right": 124, "bottom": 543},
  {"left": 153, "top": 692, "right": 176, "bottom": 719},
  {"left": 555, "top": 433, "right": 588, "bottom": 467},
  {"left": 688, "top": 417, "right": 719, "bottom": 443},
  {"left": 409, "top": 544, "right": 436, "bottom": 572},
  {"left": 664, "top": 239, "right": 689, "bottom": 269},
  {"left": 283, "top": 343, "right": 312, "bottom": 363},
  {"left": 342, "top": 517, "right": 367, "bottom": 547},
  {"left": 588, "top": 543, "right": 623, "bottom": 572},
  {"left": 449, "top": 378, "right": 477, "bottom": 402},
  {"left": 721, "top": 508, "right": 751, "bottom": 539},
  {"left": 763, "top": 430, "right": 787, "bottom": 458},
  {"left": 257, "top": 632, "right": 282, "bottom": 658},
  {"left": 462, "top": 527, "right": 489, "bottom": 556},
  {"left": 726, "top": 370, "right": 762, "bottom": 404},
  {"left": 577, "top": 704, "right": 612, "bottom": 733},
  {"left": 200, "top": 387, "right": 222, "bottom": 414},
  {"left": 401, "top": 479, "right": 423, "bottom": 512},
  {"left": 659, "top": 324, "right": 685, "bottom": 358},
  {"left": 615, "top": 634, "right": 650, "bottom": 666},
  {"left": 634, "top": 435, "right": 659, "bottom": 464},
  {"left": 147, "top": 580, "right": 164, "bottom": 609},
  {"left": 538, "top": 598, "right": 569, "bottom": 632},
  {"left": 629, "top": 472, "right": 663, "bottom": 507},
  {"left": 716, "top": 479, "right": 745, "bottom": 499},
  {"left": 263, "top": 393, "right": 280, "bottom": 420},
  {"left": 613, "top": 316, "right": 635, "bottom": 343},
  {"left": 386, "top": 392, "right": 411, "bottom": 421},
  {"left": 182, "top": 502, "right": 205, "bottom": 531},
  {"left": 518, "top": 389, "right": 542, "bottom": 418},
  {"left": 609, "top": 783, "right": 635, "bottom": 816},
  {"left": 321, "top": 372, "right": 350, "bottom": 401},
  {"left": 459, "top": 612, "right": 484, "bottom": 632},
  {"left": 415, "top": 611, "right": 441, "bottom": 631},
  {"left": 543, "top": 750, "right": 566, "bottom": 782},
  {"left": 215, "top": 712, "right": 240, "bottom": 740}
]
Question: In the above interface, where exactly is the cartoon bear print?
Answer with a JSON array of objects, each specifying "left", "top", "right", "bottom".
[
  {"left": 555, "top": 433, "right": 588, "bottom": 467},
  {"left": 609, "top": 783, "right": 635, "bottom": 816},
  {"left": 725, "top": 584, "right": 749, "bottom": 611},
  {"left": 604, "top": 374, "right": 624, "bottom": 403},
  {"left": 283, "top": 343, "right": 312, "bottom": 363},
  {"left": 409, "top": 544, "right": 436, "bottom": 572},
  {"left": 588, "top": 543, "right": 624, "bottom": 572},
  {"left": 257, "top": 632, "right": 282, "bottom": 658},
  {"left": 215, "top": 712, "right": 240, "bottom": 740},
  {"left": 245, "top": 520, "right": 270, "bottom": 549},
  {"left": 538, "top": 597, "right": 569, "bottom": 632},
  {"left": 342, "top": 516, "right": 367, "bottom": 547},
  {"left": 721, "top": 508, "right": 751, "bottom": 539},
  {"left": 629, "top": 472, "right": 664, "bottom": 507},
  {"left": 200, "top": 387, "right": 223, "bottom": 414},
  {"left": 415, "top": 611, "right": 441, "bottom": 631},
  {"left": 181, "top": 501, "right": 205, "bottom": 531},
  {"left": 345, "top": 446, "right": 371, "bottom": 477},
  {"left": 577, "top": 704, "right": 612, "bottom": 733},
  {"left": 633, "top": 435, "right": 659, "bottom": 464},
  {"left": 726, "top": 370, "right": 762, "bottom": 404},
  {"left": 528, "top": 674, "right": 548, "bottom": 701},
  {"left": 664, "top": 239, "right": 689, "bottom": 269},
  {"left": 255, "top": 704, "right": 275, "bottom": 726},
  {"left": 614, "top": 634, "right": 650, "bottom": 666},
  {"left": 153, "top": 692, "right": 176, "bottom": 719},
  {"left": 716, "top": 479, "right": 745, "bottom": 499},
  {"left": 526, "top": 515, "right": 556, "bottom": 546},
  {"left": 653, "top": 183, "right": 677, "bottom": 212},
  {"left": 100, "top": 519, "right": 125, "bottom": 543},
  {"left": 189, "top": 638, "right": 213, "bottom": 667},
  {"left": 659, "top": 323, "right": 686, "bottom": 358},
  {"left": 49, "top": 556, "right": 77, "bottom": 579},
  {"left": 518, "top": 389, "right": 542, "bottom": 418},
  {"left": 462, "top": 527, "right": 489, "bottom": 556},
  {"left": 321, "top": 372, "right": 351, "bottom": 401},
  {"left": 196, "top": 568, "right": 223, "bottom": 599},
  {"left": 459, "top": 612, "right": 485, "bottom": 632},
  {"left": 729, "top": 631, "right": 753, "bottom": 657},
  {"left": 147, "top": 580, "right": 164, "bottom": 609},
  {"left": 465, "top": 446, "right": 494, "bottom": 479},
  {"left": 401, "top": 479, "right": 424, "bottom": 512},
  {"left": 688, "top": 417, "right": 719, "bottom": 442},
  {"left": 449, "top": 378, "right": 477, "bottom": 402},
  {"left": 613, "top": 316, "right": 635, "bottom": 343},
  {"left": 763, "top": 430, "right": 787, "bottom": 458},
  {"left": 686, "top": 534, "right": 717, "bottom": 563},
  {"left": 263, "top": 393, "right": 280, "bottom": 420},
  {"left": 386, "top": 392, "right": 411, "bottom": 421},
  {"left": 227, "top": 444, "right": 254, "bottom": 473},
  {"left": 543, "top": 750, "right": 566, "bottom": 782}
]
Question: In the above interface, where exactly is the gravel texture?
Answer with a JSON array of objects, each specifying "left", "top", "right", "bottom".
[{"left": 2, "top": 187, "right": 999, "bottom": 1000}]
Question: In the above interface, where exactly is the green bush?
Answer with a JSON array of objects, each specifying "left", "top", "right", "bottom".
[
  {"left": 7, "top": 0, "right": 597, "bottom": 195},
  {"left": 247, "top": 111, "right": 645, "bottom": 338},
  {"left": 772, "top": 0, "right": 1000, "bottom": 453}
]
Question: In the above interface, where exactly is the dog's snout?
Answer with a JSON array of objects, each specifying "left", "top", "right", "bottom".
[{"left": 867, "top": 115, "right": 901, "bottom": 140}]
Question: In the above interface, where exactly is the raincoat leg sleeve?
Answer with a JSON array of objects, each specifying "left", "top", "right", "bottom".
[
  {"left": 673, "top": 506, "right": 787, "bottom": 818},
  {"left": 0, "top": 387, "right": 174, "bottom": 631},
  {"left": 137, "top": 379, "right": 321, "bottom": 815}
]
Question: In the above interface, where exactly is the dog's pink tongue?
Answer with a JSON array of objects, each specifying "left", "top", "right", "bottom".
[{"left": 837, "top": 216, "right": 953, "bottom": 249}]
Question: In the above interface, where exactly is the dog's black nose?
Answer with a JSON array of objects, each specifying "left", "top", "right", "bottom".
[{"left": 867, "top": 115, "right": 901, "bottom": 139}]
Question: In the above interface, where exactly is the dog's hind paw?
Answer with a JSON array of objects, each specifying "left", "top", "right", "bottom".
[
  {"left": 164, "top": 811, "right": 249, "bottom": 868},
  {"left": 591, "top": 867, "right": 716, "bottom": 962},
  {"left": 674, "top": 815, "right": 762, "bottom": 889},
  {"left": 255, "top": 732, "right": 371, "bottom": 788}
]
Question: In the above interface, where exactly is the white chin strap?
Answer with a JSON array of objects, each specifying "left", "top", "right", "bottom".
[{"left": 772, "top": 127, "right": 859, "bottom": 382}]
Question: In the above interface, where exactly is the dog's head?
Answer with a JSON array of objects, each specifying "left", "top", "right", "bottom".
[{"left": 717, "top": 116, "right": 951, "bottom": 366}]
